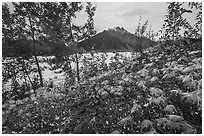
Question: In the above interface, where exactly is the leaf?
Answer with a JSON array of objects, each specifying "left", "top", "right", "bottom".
[
  {"left": 155, "top": 117, "right": 168, "bottom": 125},
  {"left": 164, "top": 105, "right": 177, "bottom": 114},
  {"left": 111, "top": 130, "right": 121, "bottom": 134},
  {"left": 118, "top": 116, "right": 134, "bottom": 126},
  {"left": 147, "top": 97, "right": 156, "bottom": 104},
  {"left": 167, "top": 115, "right": 185, "bottom": 122},
  {"left": 182, "top": 75, "right": 192, "bottom": 83},
  {"left": 100, "top": 91, "right": 108, "bottom": 97},
  {"left": 170, "top": 89, "right": 182, "bottom": 95},
  {"left": 198, "top": 79, "right": 202, "bottom": 89},
  {"left": 155, "top": 96, "right": 166, "bottom": 105},
  {"left": 181, "top": 89, "right": 202, "bottom": 107},
  {"left": 182, "top": 67, "right": 193, "bottom": 74},
  {"left": 191, "top": 57, "right": 201, "bottom": 63},
  {"left": 136, "top": 80, "right": 147, "bottom": 90},
  {"left": 165, "top": 119, "right": 181, "bottom": 133},
  {"left": 137, "top": 68, "right": 149, "bottom": 77},
  {"left": 131, "top": 102, "right": 141, "bottom": 114},
  {"left": 152, "top": 68, "right": 159, "bottom": 76},
  {"left": 171, "top": 65, "right": 183, "bottom": 72},
  {"left": 101, "top": 80, "right": 109, "bottom": 85},
  {"left": 193, "top": 63, "right": 202, "bottom": 70},
  {"left": 145, "top": 75, "right": 151, "bottom": 80},
  {"left": 183, "top": 80, "right": 198, "bottom": 89},
  {"left": 149, "top": 87, "right": 163, "bottom": 97},
  {"left": 179, "top": 56, "right": 189, "bottom": 63},
  {"left": 141, "top": 119, "right": 153, "bottom": 133},
  {"left": 155, "top": 117, "right": 180, "bottom": 133},
  {"left": 9, "top": 104, "right": 16, "bottom": 110},
  {"left": 149, "top": 76, "right": 158, "bottom": 83},
  {"left": 89, "top": 117, "right": 96, "bottom": 124},
  {"left": 144, "top": 128, "right": 157, "bottom": 134},
  {"left": 9, "top": 100, "right": 16, "bottom": 104},
  {"left": 192, "top": 72, "right": 200, "bottom": 80},
  {"left": 180, "top": 121, "right": 195, "bottom": 134},
  {"left": 117, "top": 86, "right": 123, "bottom": 92},
  {"left": 182, "top": 9, "right": 192, "bottom": 13},
  {"left": 73, "top": 119, "right": 96, "bottom": 134},
  {"left": 114, "top": 92, "right": 123, "bottom": 96}
]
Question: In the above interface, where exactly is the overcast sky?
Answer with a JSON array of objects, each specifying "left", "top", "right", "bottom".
[
  {"left": 73, "top": 2, "right": 197, "bottom": 34},
  {"left": 6, "top": 2, "right": 198, "bottom": 34}
]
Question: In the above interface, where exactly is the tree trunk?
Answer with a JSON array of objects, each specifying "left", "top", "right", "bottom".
[
  {"left": 32, "top": 29, "right": 43, "bottom": 87},
  {"left": 68, "top": 20, "right": 80, "bottom": 83},
  {"left": 22, "top": 58, "right": 34, "bottom": 88},
  {"left": 34, "top": 54, "right": 44, "bottom": 87},
  {"left": 138, "top": 36, "right": 144, "bottom": 63},
  {"left": 27, "top": 13, "right": 43, "bottom": 87},
  {"left": 75, "top": 53, "right": 80, "bottom": 83}
]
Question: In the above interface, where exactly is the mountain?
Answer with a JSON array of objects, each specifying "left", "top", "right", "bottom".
[
  {"left": 2, "top": 27, "right": 153, "bottom": 57},
  {"left": 78, "top": 26, "right": 153, "bottom": 52}
]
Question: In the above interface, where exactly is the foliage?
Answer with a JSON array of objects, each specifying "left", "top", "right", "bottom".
[
  {"left": 161, "top": 2, "right": 192, "bottom": 40},
  {"left": 81, "top": 2, "right": 97, "bottom": 41},
  {"left": 188, "top": 2, "right": 202, "bottom": 38},
  {"left": 135, "top": 16, "right": 149, "bottom": 55},
  {"left": 2, "top": 2, "right": 202, "bottom": 134},
  {"left": 2, "top": 2, "right": 97, "bottom": 93},
  {"left": 3, "top": 38, "right": 202, "bottom": 134}
]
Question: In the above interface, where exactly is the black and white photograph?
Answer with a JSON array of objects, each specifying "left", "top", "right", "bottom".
[{"left": 2, "top": 1, "right": 202, "bottom": 134}]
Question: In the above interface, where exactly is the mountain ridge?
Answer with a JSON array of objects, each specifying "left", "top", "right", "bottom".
[{"left": 78, "top": 26, "right": 152, "bottom": 52}]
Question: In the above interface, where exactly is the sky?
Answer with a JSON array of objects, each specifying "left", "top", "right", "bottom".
[
  {"left": 74, "top": 2, "right": 167, "bottom": 33},
  {"left": 5, "top": 2, "right": 198, "bottom": 34},
  {"left": 73, "top": 2, "right": 198, "bottom": 34}
]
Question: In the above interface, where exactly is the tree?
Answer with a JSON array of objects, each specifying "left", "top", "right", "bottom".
[
  {"left": 2, "top": 3, "right": 34, "bottom": 89},
  {"left": 12, "top": 2, "right": 44, "bottom": 87},
  {"left": 162, "top": 2, "right": 192, "bottom": 40},
  {"left": 3, "top": 2, "right": 97, "bottom": 88},
  {"left": 40, "top": 2, "right": 83, "bottom": 84},
  {"left": 2, "top": 3, "right": 18, "bottom": 57},
  {"left": 2, "top": 3, "right": 13, "bottom": 41},
  {"left": 82, "top": 2, "right": 97, "bottom": 47},
  {"left": 146, "top": 25, "right": 155, "bottom": 46},
  {"left": 188, "top": 2, "right": 202, "bottom": 38},
  {"left": 66, "top": 2, "right": 96, "bottom": 83},
  {"left": 39, "top": 2, "right": 71, "bottom": 59},
  {"left": 135, "top": 16, "right": 148, "bottom": 58}
]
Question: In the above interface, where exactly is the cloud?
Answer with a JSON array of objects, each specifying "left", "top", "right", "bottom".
[
  {"left": 74, "top": 2, "right": 197, "bottom": 34},
  {"left": 121, "top": 8, "right": 149, "bottom": 17}
]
